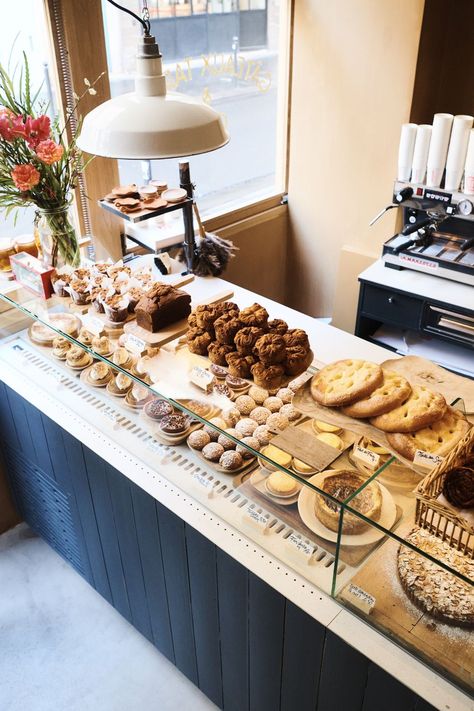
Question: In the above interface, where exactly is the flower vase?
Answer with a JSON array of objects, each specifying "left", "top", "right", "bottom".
[{"left": 34, "top": 205, "right": 80, "bottom": 268}]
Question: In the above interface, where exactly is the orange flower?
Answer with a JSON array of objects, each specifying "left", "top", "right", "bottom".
[
  {"left": 36, "top": 139, "right": 64, "bottom": 165},
  {"left": 11, "top": 164, "right": 40, "bottom": 191}
]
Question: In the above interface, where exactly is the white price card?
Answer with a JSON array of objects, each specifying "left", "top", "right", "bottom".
[
  {"left": 125, "top": 333, "right": 147, "bottom": 355},
  {"left": 81, "top": 314, "right": 104, "bottom": 336},
  {"left": 353, "top": 445, "right": 380, "bottom": 470},
  {"left": 102, "top": 407, "right": 119, "bottom": 424},
  {"left": 147, "top": 439, "right": 162, "bottom": 455},
  {"left": 413, "top": 449, "right": 444, "bottom": 470},
  {"left": 189, "top": 366, "right": 214, "bottom": 393},
  {"left": 346, "top": 583, "right": 375, "bottom": 614},
  {"left": 193, "top": 472, "right": 215, "bottom": 496},
  {"left": 286, "top": 533, "right": 315, "bottom": 565},
  {"left": 243, "top": 505, "right": 270, "bottom": 534}
]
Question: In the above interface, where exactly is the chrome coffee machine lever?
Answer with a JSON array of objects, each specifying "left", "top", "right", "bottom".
[{"left": 369, "top": 187, "right": 414, "bottom": 226}]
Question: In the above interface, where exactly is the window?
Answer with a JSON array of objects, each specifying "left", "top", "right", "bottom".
[
  {"left": 102, "top": 0, "right": 287, "bottom": 216},
  {"left": 0, "top": 4, "right": 59, "bottom": 239}
]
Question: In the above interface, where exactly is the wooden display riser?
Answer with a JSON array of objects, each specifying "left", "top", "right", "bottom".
[{"left": 339, "top": 522, "right": 473, "bottom": 691}]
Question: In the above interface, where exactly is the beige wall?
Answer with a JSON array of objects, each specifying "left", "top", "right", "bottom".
[
  {"left": 215, "top": 204, "right": 288, "bottom": 304},
  {"left": 286, "top": 0, "right": 425, "bottom": 329}
]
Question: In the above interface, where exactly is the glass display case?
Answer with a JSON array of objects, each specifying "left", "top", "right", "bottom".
[{"left": 0, "top": 261, "right": 472, "bottom": 696}]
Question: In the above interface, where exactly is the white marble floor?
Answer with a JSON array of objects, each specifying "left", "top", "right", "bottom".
[{"left": 0, "top": 524, "right": 218, "bottom": 711}]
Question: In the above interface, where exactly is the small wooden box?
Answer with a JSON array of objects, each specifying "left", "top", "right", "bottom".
[{"left": 415, "top": 427, "right": 474, "bottom": 558}]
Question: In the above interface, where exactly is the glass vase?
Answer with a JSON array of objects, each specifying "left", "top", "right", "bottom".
[{"left": 34, "top": 205, "right": 80, "bottom": 268}]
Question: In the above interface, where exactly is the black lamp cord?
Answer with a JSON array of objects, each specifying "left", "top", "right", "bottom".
[{"left": 106, "top": 0, "right": 151, "bottom": 36}]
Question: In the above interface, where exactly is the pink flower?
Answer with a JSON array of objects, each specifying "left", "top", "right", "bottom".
[
  {"left": 11, "top": 164, "right": 40, "bottom": 191},
  {"left": 0, "top": 108, "right": 15, "bottom": 141},
  {"left": 35, "top": 139, "right": 63, "bottom": 165},
  {"left": 26, "top": 115, "right": 51, "bottom": 147},
  {"left": 10, "top": 115, "right": 29, "bottom": 140}
]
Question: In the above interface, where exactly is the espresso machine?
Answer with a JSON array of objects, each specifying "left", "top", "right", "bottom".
[{"left": 377, "top": 181, "right": 474, "bottom": 287}]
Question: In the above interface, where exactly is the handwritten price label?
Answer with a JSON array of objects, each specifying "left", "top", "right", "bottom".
[
  {"left": 286, "top": 533, "right": 314, "bottom": 562},
  {"left": 102, "top": 407, "right": 119, "bottom": 424},
  {"left": 413, "top": 449, "right": 444, "bottom": 470},
  {"left": 346, "top": 583, "right": 375, "bottom": 614},
  {"left": 193, "top": 472, "right": 214, "bottom": 493},
  {"left": 243, "top": 505, "right": 269, "bottom": 533},
  {"left": 353, "top": 445, "right": 380, "bottom": 470},
  {"left": 82, "top": 314, "right": 104, "bottom": 336},
  {"left": 147, "top": 439, "right": 162, "bottom": 455},
  {"left": 189, "top": 366, "right": 214, "bottom": 393},
  {"left": 126, "top": 333, "right": 147, "bottom": 355}
]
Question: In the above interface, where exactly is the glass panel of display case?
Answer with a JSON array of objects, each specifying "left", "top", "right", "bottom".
[{"left": 333, "top": 504, "right": 473, "bottom": 693}]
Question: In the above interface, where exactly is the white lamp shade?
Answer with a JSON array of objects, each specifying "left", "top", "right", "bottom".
[{"left": 78, "top": 91, "right": 229, "bottom": 159}]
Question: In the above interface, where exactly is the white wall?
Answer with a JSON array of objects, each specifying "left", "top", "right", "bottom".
[{"left": 286, "top": 0, "right": 425, "bottom": 328}]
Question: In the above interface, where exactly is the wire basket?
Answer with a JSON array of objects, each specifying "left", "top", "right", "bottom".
[{"left": 415, "top": 427, "right": 474, "bottom": 558}]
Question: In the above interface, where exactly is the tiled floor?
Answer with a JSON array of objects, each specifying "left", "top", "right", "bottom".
[{"left": 0, "top": 524, "right": 217, "bottom": 711}]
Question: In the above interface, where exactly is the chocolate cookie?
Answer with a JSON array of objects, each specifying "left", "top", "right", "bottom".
[
  {"left": 160, "top": 414, "right": 189, "bottom": 434},
  {"left": 144, "top": 399, "right": 174, "bottom": 420}
]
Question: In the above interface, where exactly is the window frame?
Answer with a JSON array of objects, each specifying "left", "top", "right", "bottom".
[{"left": 44, "top": 0, "right": 292, "bottom": 256}]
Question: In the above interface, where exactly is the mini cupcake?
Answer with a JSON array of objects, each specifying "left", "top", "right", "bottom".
[
  {"left": 91, "top": 336, "right": 112, "bottom": 356},
  {"left": 68, "top": 279, "right": 90, "bottom": 305},
  {"left": 103, "top": 293, "right": 129, "bottom": 323},
  {"left": 51, "top": 272, "right": 71, "bottom": 298},
  {"left": 208, "top": 342, "right": 233, "bottom": 366},
  {"left": 225, "top": 352, "right": 255, "bottom": 378},
  {"left": 126, "top": 286, "right": 145, "bottom": 314}
]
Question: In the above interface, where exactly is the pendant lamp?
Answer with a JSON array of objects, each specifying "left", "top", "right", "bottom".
[{"left": 78, "top": 2, "right": 229, "bottom": 160}]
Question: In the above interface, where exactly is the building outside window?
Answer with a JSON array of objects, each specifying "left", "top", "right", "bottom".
[{"left": 102, "top": 0, "right": 286, "bottom": 217}]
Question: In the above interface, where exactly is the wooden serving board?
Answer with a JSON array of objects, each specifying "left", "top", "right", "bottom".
[
  {"left": 340, "top": 524, "right": 474, "bottom": 691},
  {"left": 382, "top": 355, "right": 474, "bottom": 418},
  {"left": 123, "top": 286, "right": 235, "bottom": 348},
  {"left": 269, "top": 423, "right": 356, "bottom": 472},
  {"left": 292, "top": 380, "right": 422, "bottom": 472}
]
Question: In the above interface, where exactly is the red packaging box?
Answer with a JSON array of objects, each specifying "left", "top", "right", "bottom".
[{"left": 9, "top": 252, "right": 54, "bottom": 299}]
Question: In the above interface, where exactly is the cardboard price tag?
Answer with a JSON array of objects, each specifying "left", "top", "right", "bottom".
[
  {"left": 353, "top": 445, "right": 380, "bottom": 470},
  {"left": 413, "top": 449, "right": 444, "bottom": 470},
  {"left": 82, "top": 314, "right": 104, "bottom": 336},
  {"left": 346, "top": 583, "right": 375, "bottom": 614},
  {"left": 286, "top": 533, "right": 315, "bottom": 564},
  {"left": 243, "top": 505, "right": 270, "bottom": 533},
  {"left": 126, "top": 333, "right": 147, "bottom": 355},
  {"left": 189, "top": 366, "right": 214, "bottom": 393}
]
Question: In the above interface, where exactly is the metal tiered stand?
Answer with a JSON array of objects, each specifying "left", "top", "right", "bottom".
[{"left": 98, "top": 162, "right": 196, "bottom": 274}]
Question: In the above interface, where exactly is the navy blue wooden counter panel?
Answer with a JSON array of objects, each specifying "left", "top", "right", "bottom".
[{"left": 0, "top": 382, "right": 436, "bottom": 711}]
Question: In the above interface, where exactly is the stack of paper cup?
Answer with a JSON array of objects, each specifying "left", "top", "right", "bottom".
[
  {"left": 464, "top": 129, "right": 474, "bottom": 195},
  {"left": 426, "top": 113, "right": 453, "bottom": 188},
  {"left": 411, "top": 125, "right": 432, "bottom": 184},
  {"left": 444, "top": 115, "right": 474, "bottom": 191},
  {"left": 397, "top": 123, "right": 418, "bottom": 181}
]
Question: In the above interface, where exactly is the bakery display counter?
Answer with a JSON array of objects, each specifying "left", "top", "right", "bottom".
[{"left": 0, "top": 263, "right": 472, "bottom": 707}]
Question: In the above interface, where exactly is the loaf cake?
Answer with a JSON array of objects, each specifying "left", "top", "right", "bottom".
[{"left": 135, "top": 284, "right": 191, "bottom": 332}]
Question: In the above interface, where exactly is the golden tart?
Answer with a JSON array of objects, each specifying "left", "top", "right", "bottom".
[
  {"left": 66, "top": 346, "right": 92, "bottom": 369},
  {"left": 52, "top": 336, "right": 72, "bottom": 360},
  {"left": 266, "top": 471, "right": 299, "bottom": 497},
  {"left": 314, "top": 470, "right": 382, "bottom": 534}
]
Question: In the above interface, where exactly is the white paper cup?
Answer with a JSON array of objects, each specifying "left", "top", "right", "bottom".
[
  {"left": 397, "top": 123, "right": 417, "bottom": 181},
  {"left": 426, "top": 113, "right": 453, "bottom": 187},
  {"left": 445, "top": 115, "right": 474, "bottom": 191},
  {"left": 411, "top": 124, "right": 432, "bottom": 184}
]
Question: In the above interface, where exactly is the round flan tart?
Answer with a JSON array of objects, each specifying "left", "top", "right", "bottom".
[
  {"left": 398, "top": 527, "right": 474, "bottom": 627},
  {"left": 316, "top": 432, "right": 343, "bottom": 450},
  {"left": 266, "top": 471, "right": 299, "bottom": 497},
  {"left": 314, "top": 470, "right": 382, "bottom": 534},
  {"left": 312, "top": 420, "right": 342, "bottom": 435}
]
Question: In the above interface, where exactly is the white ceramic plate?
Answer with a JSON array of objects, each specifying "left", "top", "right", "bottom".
[{"left": 297, "top": 470, "right": 397, "bottom": 546}]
